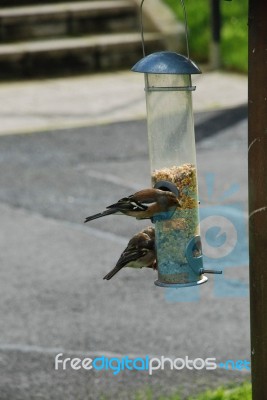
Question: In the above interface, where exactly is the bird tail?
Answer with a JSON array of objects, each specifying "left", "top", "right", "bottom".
[
  {"left": 84, "top": 208, "right": 117, "bottom": 223},
  {"left": 103, "top": 265, "right": 124, "bottom": 280}
]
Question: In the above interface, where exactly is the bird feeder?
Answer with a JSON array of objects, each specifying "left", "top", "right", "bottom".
[{"left": 132, "top": 1, "right": 221, "bottom": 287}]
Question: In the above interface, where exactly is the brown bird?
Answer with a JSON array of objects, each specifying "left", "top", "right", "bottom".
[
  {"left": 103, "top": 227, "right": 156, "bottom": 280},
  {"left": 84, "top": 188, "right": 181, "bottom": 223}
]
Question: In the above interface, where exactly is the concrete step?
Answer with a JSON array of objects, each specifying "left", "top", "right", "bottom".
[
  {"left": 0, "top": 0, "right": 93, "bottom": 6},
  {"left": 0, "top": 0, "right": 168, "bottom": 79},
  {"left": 0, "top": 1, "right": 138, "bottom": 42},
  {"left": 0, "top": 32, "right": 164, "bottom": 79}
]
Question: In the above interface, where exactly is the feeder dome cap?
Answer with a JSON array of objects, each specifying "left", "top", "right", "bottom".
[{"left": 132, "top": 51, "right": 201, "bottom": 74}]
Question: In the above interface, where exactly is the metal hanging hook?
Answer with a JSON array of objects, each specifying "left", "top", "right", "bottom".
[
  {"left": 180, "top": 0, "right": 190, "bottom": 59},
  {"left": 139, "top": 0, "right": 190, "bottom": 59},
  {"left": 140, "top": 0, "right": 146, "bottom": 57}
]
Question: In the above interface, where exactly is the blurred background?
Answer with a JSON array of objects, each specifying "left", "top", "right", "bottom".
[
  {"left": 0, "top": 1, "right": 249, "bottom": 399},
  {"left": 0, "top": 0, "right": 247, "bottom": 80}
]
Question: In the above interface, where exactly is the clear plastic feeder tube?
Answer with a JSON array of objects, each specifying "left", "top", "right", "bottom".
[
  {"left": 132, "top": 47, "right": 223, "bottom": 286},
  {"left": 145, "top": 73, "right": 197, "bottom": 171},
  {"left": 144, "top": 73, "right": 205, "bottom": 286}
]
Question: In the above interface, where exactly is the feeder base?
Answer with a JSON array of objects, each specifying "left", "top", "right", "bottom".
[{"left": 154, "top": 275, "right": 208, "bottom": 288}]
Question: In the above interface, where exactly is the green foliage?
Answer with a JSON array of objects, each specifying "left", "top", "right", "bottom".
[
  {"left": 132, "top": 381, "right": 251, "bottom": 400},
  {"left": 188, "top": 381, "right": 252, "bottom": 400},
  {"left": 134, "top": 388, "right": 154, "bottom": 400},
  {"left": 221, "top": 1, "right": 248, "bottom": 72},
  {"left": 163, "top": 0, "right": 248, "bottom": 72}
]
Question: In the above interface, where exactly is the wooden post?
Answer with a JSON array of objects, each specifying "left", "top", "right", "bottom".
[{"left": 248, "top": 0, "right": 267, "bottom": 398}]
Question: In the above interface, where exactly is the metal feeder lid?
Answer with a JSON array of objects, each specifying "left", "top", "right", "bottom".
[{"left": 132, "top": 51, "right": 201, "bottom": 75}]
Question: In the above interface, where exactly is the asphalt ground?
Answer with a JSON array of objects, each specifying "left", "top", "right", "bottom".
[{"left": 0, "top": 100, "right": 249, "bottom": 399}]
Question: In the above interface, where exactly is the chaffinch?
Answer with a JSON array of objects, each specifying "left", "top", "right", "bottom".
[
  {"left": 103, "top": 226, "right": 156, "bottom": 280},
  {"left": 84, "top": 188, "right": 181, "bottom": 223}
]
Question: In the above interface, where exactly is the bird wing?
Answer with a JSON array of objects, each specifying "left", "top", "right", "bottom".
[
  {"left": 117, "top": 235, "right": 155, "bottom": 266},
  {"left": 106, "top": 197, "right": 148, "bottom": 212},
  {"left": 115, "top": 247, "right": 149, "bottom": 269},
  {"left": 107, "top": 189, "right": 165, "bottom": 212},
  {"left": 103, "top": 248, "right": 148, "bottom": 280},
  {"left": 103, "top": 234, "right": 155, "bottom": 280}
]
